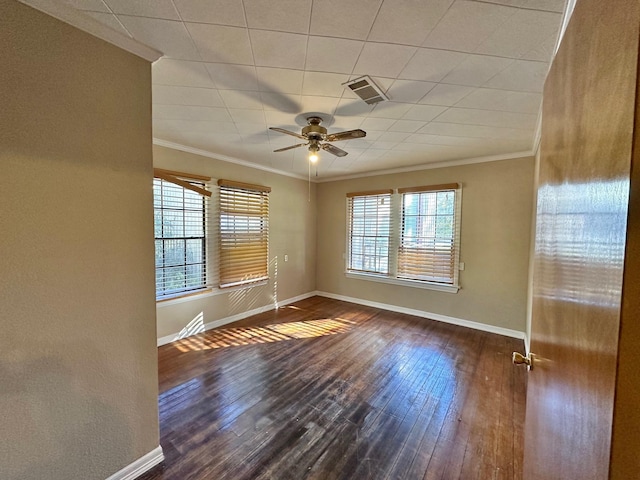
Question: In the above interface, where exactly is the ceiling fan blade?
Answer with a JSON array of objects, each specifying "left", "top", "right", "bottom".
[
  {"left": 269, "top": 127, "right": 306, "bottom": 140},
  {"left": 324, "top": 129, "right": 366, "bottom": 142},
  {"left": 321, "top": 143, "right": 348, "bottom": 157},
  {"left": 273, "top": 143, "right": 307, "bottom": 153}
]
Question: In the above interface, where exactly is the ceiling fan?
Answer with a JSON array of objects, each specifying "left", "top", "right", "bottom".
[{"left": 269, "top": 116, "right": 366, "bottom": 162}]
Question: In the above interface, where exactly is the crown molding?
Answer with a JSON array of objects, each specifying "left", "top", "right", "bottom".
[
  {"left": 154, "top": 139, "right": 534, "bottom": 184},
  {"left": 314, "top": 151, "right": 535, "bottom": 183},
  {"left": 153, "top": 139, "right": 309, "bottom": 182},
  {"left": 18, "top": 0, "right": 163, "bottom": 63}
]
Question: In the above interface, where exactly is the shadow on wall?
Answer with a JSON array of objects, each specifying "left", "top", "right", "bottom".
[
  {"left": 227, "top": 256, "right": 280, "bottom": 315},
  {"left": 0, "top": 344, "right": 132, "bottom": 480}
]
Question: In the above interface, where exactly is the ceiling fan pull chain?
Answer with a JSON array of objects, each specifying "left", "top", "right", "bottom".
[{"left": 308, "top": 158, "right": 311, "bottom": 203}]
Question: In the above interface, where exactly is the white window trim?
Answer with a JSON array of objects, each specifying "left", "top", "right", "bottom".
[
  {"left": 344, "top": 186, "right": 463, "bottom": 294},
  {"left": 154, "top": 177, "right": 209, "bottom": 301},
  {"left": 345, "top": 271, "right": 460, "bottom": 293}
]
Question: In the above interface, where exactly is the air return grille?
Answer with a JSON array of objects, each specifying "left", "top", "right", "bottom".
[{"left": 343, "top": 76, "right": 389, "bottom": 105}]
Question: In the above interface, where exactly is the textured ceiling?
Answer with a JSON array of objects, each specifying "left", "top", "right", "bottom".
[{"left": 66, "top": 0, "right": 565, "bottom": 179}]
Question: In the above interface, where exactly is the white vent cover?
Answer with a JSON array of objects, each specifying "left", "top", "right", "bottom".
[{"left": 343, "top": 76, "right": 389, "bottom": 105}]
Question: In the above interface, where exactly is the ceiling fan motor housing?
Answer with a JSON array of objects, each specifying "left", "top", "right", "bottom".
[{"left": 302, "top": 116, "right": 327, "bottom": 139}]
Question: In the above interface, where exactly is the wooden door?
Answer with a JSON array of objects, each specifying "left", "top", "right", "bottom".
[{"left": 523, "top": 0, "right": 639, "bottom": 478}]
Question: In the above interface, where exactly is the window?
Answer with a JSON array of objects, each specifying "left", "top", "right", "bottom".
[
  {"left": 218, "top": 179, "right": 270, "bottom": 288},
  {"left": 346, "top": 183, "right": 461, "bottom": 291},
  {"left": 154, "top": 169, "right": 211, "bottom": 300},
  {"left": 398, "top": 185, "right": 457, "bottom": 284},
  {"left": 347, "top": 190, "right": 392, "bottom": 274}
]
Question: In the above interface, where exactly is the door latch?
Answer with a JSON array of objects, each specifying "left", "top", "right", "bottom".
[{"left": 512, "top": 352, "right": 534, "bottom": 370}]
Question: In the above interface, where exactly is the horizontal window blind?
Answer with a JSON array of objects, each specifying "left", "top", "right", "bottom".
[
  {"left": 154, "top": 168, "right": 212, "bottom": 197},
  {"left": 218, "top": 179, "right": 270, "bottom": 288},
  {"left": 347, "top": 190, "right": 392, "bottom": 275},
  {"left": 154, "top": 173, "right": 209, "bottom": 299},
  {"left": 398, "top": 186, "right": 458, "bottom": 285}
]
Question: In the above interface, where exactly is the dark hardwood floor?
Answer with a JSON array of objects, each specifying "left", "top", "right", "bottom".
[{"left": 139, "top": 296, "right": 526, "bottom": 480}]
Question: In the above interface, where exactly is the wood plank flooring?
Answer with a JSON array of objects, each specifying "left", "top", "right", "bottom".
[{"left": 139, "top": 296, "right": 526, "bottom": 480}]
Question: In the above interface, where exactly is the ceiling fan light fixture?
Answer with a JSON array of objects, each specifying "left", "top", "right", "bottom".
[
  {"left": 343, "top": 76, "right": 389, "bottom": 105},
  {"left": 308, "top": 143, "right": 319, "bottom": 163}
]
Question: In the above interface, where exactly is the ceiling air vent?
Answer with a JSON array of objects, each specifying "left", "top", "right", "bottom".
[{"left": 343, "top": 76, "right": 389, "bottom": 105}]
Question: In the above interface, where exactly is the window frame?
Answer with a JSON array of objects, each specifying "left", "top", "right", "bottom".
[
  {"left": 153, "top": 169, "right": 211, "bottom": 301},
  {"left": 346, "top": 190, "right": 393, "bottom": 276},
  {"left": 345, "top": 184, "right": 462, "bottom": 293}
]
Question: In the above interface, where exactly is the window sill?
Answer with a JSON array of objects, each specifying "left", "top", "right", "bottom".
[
  {"left": 156, "top": 280, "right": 269, "bottom": 308},
  {"left": 345, "top": 272, "right": 459, "bottom": 293},
  {"left": 156, "top": 288, "right": 214, "bottom": 306}
]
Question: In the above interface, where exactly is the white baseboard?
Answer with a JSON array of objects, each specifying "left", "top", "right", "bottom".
[
  {"left": 105, "top": 446, "right": 164, "bottom": 480},
  {"left": 157, "top": 289, "right": 526, "bottom": 346},
  {"left": 157, "top": 291, "right": 317, "bottom": 346},
  {"left": 315, "top": 291, "right": 526, "bottom": 340}
]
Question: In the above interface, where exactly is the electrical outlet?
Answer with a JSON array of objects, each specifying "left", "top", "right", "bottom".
[
  {"left": 284, "top": 254, "right": 288, "bottom": 262},
  {"left": 459, "top": 262, "right": 465, "bottom": 271}
]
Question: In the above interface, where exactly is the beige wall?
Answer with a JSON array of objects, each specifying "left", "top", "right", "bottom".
[
  {"left": 316, "top": 157, "right": 535, "bottom": 332},
  {"left": 0, "top": 2, "right": 158, "bottom": 480},
  {"left": 154, "top": 145, "right": 317, "bottom": 340}
]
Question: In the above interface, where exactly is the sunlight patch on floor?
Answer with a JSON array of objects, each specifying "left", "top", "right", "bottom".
[{"left": 173, "top": 316, "right": 356, "bottom": 352}]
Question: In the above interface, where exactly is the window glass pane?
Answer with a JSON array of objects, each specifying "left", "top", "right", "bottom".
[
  {"left": 437, "top": 191, "right": 454, "bottom": 215},
  {"left": 183, "top": 188, "right": 202, "bottom": 209},
  {"left": 435, "top": 215, "right": 453, "bottom": 238},
  {"left": 404, "top": 194, "right": 419, "bottom": 215},
  {"left": 163, "top": 266, "right": 186, "bottom": 292},
  {"left": 351, "top": 237, "right": 363, "bottom": 256},
  {"left": 164, "top": 239, "right": 185, "bottom": 267},
  {"left": 421, "top": 215, "right": 436, "bottom": 238},
  {"left": 352, "top": 217, "right": 364, "bottom": 235},
  {"left": 162, "top": 184, "right": 183, "bottom": 209},
  {"left": 186, "top": 239, "right": 203, "bottom": 264},
  {"left": 154, "top": 210, "right": 163, "bottom": 238},
  {"left": 153, "top": 181, "right": 162, "bottom": 208},
  {"left": 155, "top": 268, "right": 164, "bottom": 291},
  {"left": 162, "top": 210, "right": 184, "bottom": 238},
  {"left": 184, "top": 211, "right": 204, "bottom": 236},
  {"left": 186, "top": 264, "right": 204, "bottom": 288},
  {"left": 155, "top": 240, "right": 163, "bottom": 267}
]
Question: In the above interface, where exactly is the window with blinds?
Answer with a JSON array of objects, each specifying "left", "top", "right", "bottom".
[
  {"left": 218, "top": 180, "right": 270, "bottom": 288},
  {"left": 153, "top": 170, "right": 210, "bottom": 300},
  {"left": 347, "top": 190, "right": 392, "bottom": 275},
  {"left": 398, "top": 184, "right": 459, "bottom": 285},
  {"left": 345, "top": 183, "right": 461, "bottom": 290}
]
